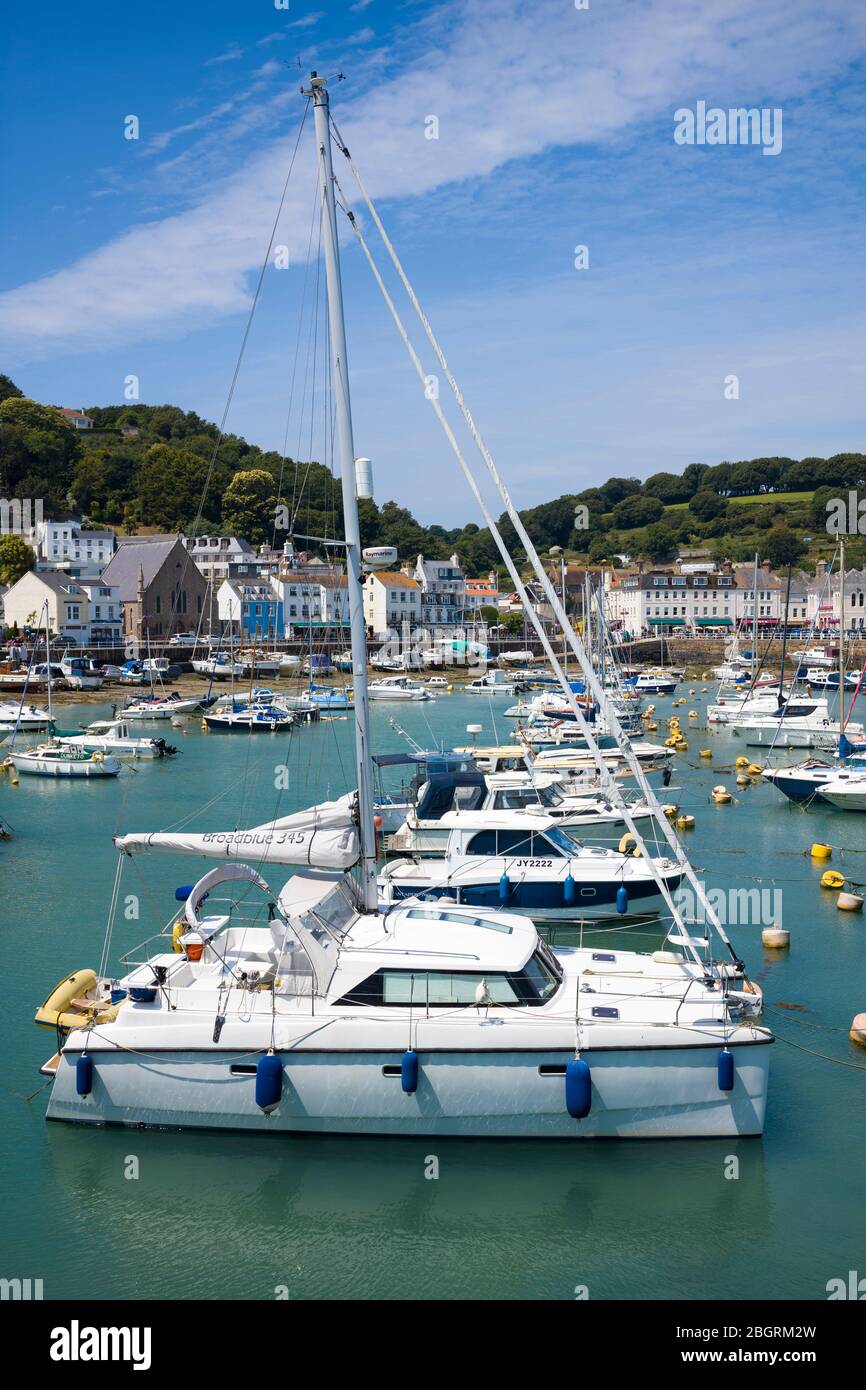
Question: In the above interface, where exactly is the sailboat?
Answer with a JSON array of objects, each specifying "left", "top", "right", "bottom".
[
  {"left": 35, "top": 76, "right": 770, "bottom": 1137},
  {"left": 5, "top": 604, "right": 122, "bottom": 779}
]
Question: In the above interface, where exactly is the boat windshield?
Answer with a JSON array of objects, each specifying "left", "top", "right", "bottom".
[{"left": 543, "top": 826, "right": 581, "bottom": 855}]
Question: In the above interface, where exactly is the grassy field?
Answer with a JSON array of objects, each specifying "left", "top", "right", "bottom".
[{"left": 664, "top": 490, "right": 813, "bottom": 511}]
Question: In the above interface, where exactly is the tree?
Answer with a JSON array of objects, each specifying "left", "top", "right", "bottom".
[
  {"left": 611, "top": 494, "right": 664, "bottom": 529},
  {"left": 642, "top": 522, "right": 678, "bottom": 561},
  {"left": 764, "top": 525, "right": 807, "bottom": 570},
  {"left": 688, "top": 489, "right": 727, "bottom": 521},
  {"left": 598, "top": 476, "right": 641, "bottom": 509},
  {"left": 221, "top": 468, "right": 278, "bottom": 545},
  {"left": 642, "top": 471, "right": 692, "bottom": 504},
  {"left": 480, "top": 604, "right": 499, "bottom": 624},
  {"left": 681, "top": 462, "right": 710, "bottom": 497},
  {"left": 138, "top": 444, "right": 215, "bottom": 530},
  {"left": 0, "top": 397, "right": 80, "bottom": 509},
  {"left": 0, "top": 532, "right": 35, "bottom": 585},
  {"left": 0, "top": 374, "right": 23, "bottom": 405}
]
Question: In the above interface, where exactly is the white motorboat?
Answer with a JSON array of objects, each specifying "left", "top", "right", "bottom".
[
  {"left": 0, "top": 701, "right": 54, "bottom": 732},
  {"left": 379, "top": 811, "right": 684, "bottom": 920},
  {"left": 279, "top": 653, "right": 302, "bottom": 672},
  {"left": 192, "top": 654, "right": 245, "bottom": 679},
  {"left": 426, "top": 676, "right": 450, "bottom": 688},
  {"left": 55, "top": 719, "right": 177, "bottom": 760},
  {"left": 368, "top": 677, "right": 430, "bottom": 701},
  {"left": 34, "top": 76, "right": 769, "bottom": 1140},
  {"left": 238, "top": 651, "right": 282, "bottom": 676},
  {"left": 630, "top": 671, "right": 678, "bottom": 695},
  {"left": 708, "top": 690, "right": 804, "bottom": 725},
  {"left": 7, "top": 743, "right": 122, "bottom": 778},
  {"left": 731, "top": 709, "right": 864, "bottom": 749},
  {"left": 814, "top": 772, "right": 866, "bottom": 810},
  {"left": 60, "top": 656, "right": 104, "bottom": 690},
  {"left": 124, "top": 694, "right": 202, "bottom": 719},
  {"left": 791, "top": 647, "right": 833, "bottom": 668},
  {"left": 465, "top": 671, "right": 524, "bottom": 696}
]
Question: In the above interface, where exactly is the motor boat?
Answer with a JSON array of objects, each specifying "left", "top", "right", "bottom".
[
  {"left": 124, "top": 693, "right": 203, "bottom": 719},
  {"left": 379, "top": 811, "right": 684, "bottom": 921},
  {"left": 192, "top": 653, "right": 245, "bottom": 679},
  {"left": 790, "top": 647, "right": 833, "bottom": 668},
  {"left": 0, "top": 701, "right": 54, "bottom": 732},
  {"left": 730, "top": 707, "right": 864, "bottom": 749},
  {"left": 368, "top": 676, "right": 432, "bottom": 701},
  {"left": 55, "top": 719, "right": 177, "bottom": 760},
  {"left": 814, "top": 771, "right": 866, "bottom": 810},
  {"left": 238, "top": 651, "right": 282, "bottom": 676},
  {"left": 628, "top": 671, "right": 678, "bottom": 695},
  {"left": 465, "top": 671, "right": 525, "bottom": 696},
  {"left": 308, "top": 685, "right": 353, "bottom": 712},
  {"left": 60, "top": 656, "right": 104, "bottom": 690}
]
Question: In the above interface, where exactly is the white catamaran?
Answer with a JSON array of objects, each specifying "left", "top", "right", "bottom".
[{"left": 36, "top": 76, "right": 771, "bottom": 1138}]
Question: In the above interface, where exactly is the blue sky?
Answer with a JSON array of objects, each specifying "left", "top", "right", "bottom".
[{"left": 2, "top": 0, "right": 865, "bottom": 524}]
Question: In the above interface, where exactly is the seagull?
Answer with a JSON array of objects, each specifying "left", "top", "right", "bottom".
[{"left": 475, "top": 978, "right": 493, "bottom": 1008}]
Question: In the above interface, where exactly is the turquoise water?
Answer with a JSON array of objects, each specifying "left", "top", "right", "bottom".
[{"left": 1, "top": 690, "right": 865, "bottom": 1301}]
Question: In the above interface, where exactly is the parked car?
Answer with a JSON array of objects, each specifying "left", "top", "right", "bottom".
[{"left": 169, "top": 632, "right": 199, "bottom": 646}]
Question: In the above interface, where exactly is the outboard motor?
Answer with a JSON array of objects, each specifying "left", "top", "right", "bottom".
[{"left": 153, "top": 738, "right": 177, "bottom": 758}]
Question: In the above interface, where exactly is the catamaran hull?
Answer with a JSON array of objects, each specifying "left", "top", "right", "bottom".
[{"left": 45, "top": 1038, "right": 770, "bottom": 1138}]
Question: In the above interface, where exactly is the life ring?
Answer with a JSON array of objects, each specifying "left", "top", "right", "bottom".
[{"left": 618, "top": 832, "right": 637, "bottom": 855}]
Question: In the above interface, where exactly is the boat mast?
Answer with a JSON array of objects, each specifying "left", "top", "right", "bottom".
[
  {"left": 751, "top": 550, "right": 758, "bottom": 688},
  {"left": 839, "top": 537, "right": 846, "bottom": 734},
  {"left": 308, "top": 73, "right": 378, "bottom": 911}
]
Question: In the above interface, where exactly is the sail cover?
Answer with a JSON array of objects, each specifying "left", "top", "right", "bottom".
[{"left": 114, "top": 795, "right": 360, "bottom": 870}]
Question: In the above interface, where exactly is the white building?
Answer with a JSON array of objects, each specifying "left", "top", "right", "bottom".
[
  {"left": 605, "top": 567, "right": 740, "bottom": 634},
  {"left": 77, "top": 579, "right": 123, "bottom": 645},
  {"left": 183, "top": 535, "right": 255, "bottom": 583},
  {"left": 2, "top": 570, "right": 92, "bottom": 644},
  {"left": 413, "top": 553, "right": 465, "bottom": 628},
  {"left": 33, "top": 518, "right": 115, "bottom": 575},
  {"left": 269, "top": 567, "right": 350, "bottom": 635},
  {"left": 364, "top": 571, "right": 423, "bottom": 640}
]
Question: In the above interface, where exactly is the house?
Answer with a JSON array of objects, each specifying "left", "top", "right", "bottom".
[
  {"left": 270, "top": 560, "right": 350, "bottom": 636},
  {"left": 217, "top": 580, "right": 283, "bottom": 640},
  {"left": 76, "top": 579, "right": 123, "bottom": 645},
  {"left": 2, "top": 570, "right": 92, "bottom": 644},
  {"left": 464, "top": 575, "right": 499, "bottom": 612},
  {"left": 729, "top": 564, "right": 784, "bottom": 630},
  {"left": 33, "top": 518, "right": 116, "bottom": 575},
  {"left": 364, "top": 571, "right": 423, "bottom": 640},
  {"left": 605, "top": 565, "right": 739, "bottom": 635},
  {"left": 100, "top": 537, "right": 208, "bottom": 643},
  {"left": 183, "top": 535, "right": 256, "bottom": 584},
  {"left": 56, "top": 407, "right": 93, "bottom": 431},
  {"left": 412, "top": 553, "right": 465, "bottom": 629}
]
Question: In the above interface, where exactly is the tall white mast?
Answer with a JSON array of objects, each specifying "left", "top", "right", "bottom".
[{"left": 308, "top": 73, "right": 378, "bottom": 911}]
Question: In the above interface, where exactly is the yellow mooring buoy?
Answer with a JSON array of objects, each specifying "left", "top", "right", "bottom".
[
  {"left": 820, "top": 870, "right": 845, "bottom": 890},
  {"left": 811, "top": 843, "right": 832, "bottom": 861}
]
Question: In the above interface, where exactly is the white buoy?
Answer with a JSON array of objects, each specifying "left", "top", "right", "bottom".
[
  {"left": 850, "top": 1013, "right": 866, "bottom": 1046},
  {"left": 762, "top": 925, "right": 790, "bottom": 948}
]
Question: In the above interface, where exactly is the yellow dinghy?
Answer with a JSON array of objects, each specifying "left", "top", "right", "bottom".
[{"left": 35, "top": 969, "right": 122, "bottom": 1031}]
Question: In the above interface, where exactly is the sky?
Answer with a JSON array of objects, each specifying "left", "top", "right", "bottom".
[{"left": 1, "top": 0, "right": 865, "bottom": 526}]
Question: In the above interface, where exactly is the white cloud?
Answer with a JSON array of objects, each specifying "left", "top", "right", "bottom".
[
  {"left": 3, "top": 0, "right": 866, "bottom": 354},
  {"left": 289, "top": 12, "right": 325, "bottom": 29},
  {"left": 204, "top": 47, "right": 244, "bottom": 66}
]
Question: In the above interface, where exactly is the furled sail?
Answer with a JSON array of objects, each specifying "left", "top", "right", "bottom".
[{"left": 114, "top": 795, "right": 360, "bottom": 870}]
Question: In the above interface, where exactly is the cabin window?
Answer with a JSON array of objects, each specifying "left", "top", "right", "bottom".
[
  {"left": 466, "top": 829, "right": 566, "bottom": 857},
  {"left": 336, "top": 952, "right": 561, "bottom": 1009}
]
